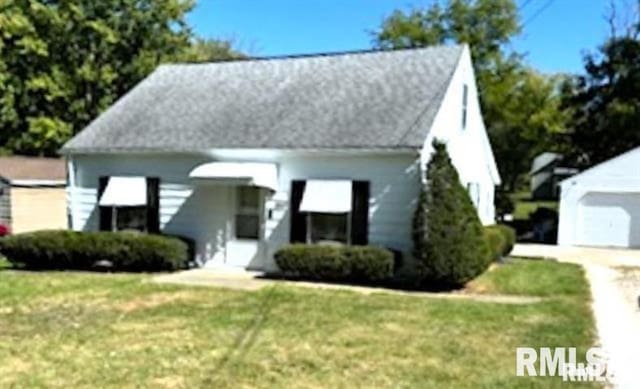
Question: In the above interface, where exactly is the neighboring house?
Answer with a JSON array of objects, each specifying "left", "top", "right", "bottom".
[
  {"left": 0, "top": 156, "right": 67, "bottom": 234},
  {"left": 558, "top": 146, "right": 640, "bottom": 248},
  {"left": 61, "top": 45, "right": 500, "bottom": 271},
  {"left": 530, "top": 152, "right": 578, "bottom": 200}
]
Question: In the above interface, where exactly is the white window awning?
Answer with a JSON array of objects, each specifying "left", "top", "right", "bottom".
[
  {"left": 99, "top": 177, "right": 147, "bottom": 206},
  {"left": 300, "top": 180, "right": 352, "bottom": 213},
  {"left": 189, "top": 162, "right": 278, "bottom": 191}
]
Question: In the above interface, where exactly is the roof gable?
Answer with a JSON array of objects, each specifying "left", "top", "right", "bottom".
[
  {"left": 62, "top": 45, "right": 464, "bottom": 153},
  {"left": 561, "top": 146, "right": 640, "bottom": 185}
]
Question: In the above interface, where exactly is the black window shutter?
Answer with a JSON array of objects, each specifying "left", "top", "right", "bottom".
[
  {"left": 146, "top": 177, "right": 160, "bottom": 233},
  {"left": 290, "top": 180, "right": 307, "bottom": 243},
  {"left": 98, "top": 176, "right": 111, "bottom": 231},
  {"left": 350, "top": 181, "right": 370, "bottom": 245}
]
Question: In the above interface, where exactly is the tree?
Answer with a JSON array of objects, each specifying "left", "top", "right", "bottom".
[
  {"left": 374, "top": 0, "right": 568, "bottom": 191},
  {"left": 178, "top": 38, "right": 245, "bottom": 63},
  {"left": 564, "top": 36, "right": 640, "bottom": 167},
  {"left": 412, "top": 140, "right": 491, "bottom": 287},
  {"left": 375, "top": 0, "right": 519, "bottom": 76},
  {"left": 0, "top": 0, "right": 239, "bottom": 156},
  {"left": 485, "top": 68, "right": 570, "bottom": 189}
]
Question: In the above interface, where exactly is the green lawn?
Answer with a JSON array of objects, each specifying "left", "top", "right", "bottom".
[
  {"left": 511, "top": 191, "right": 558, "bottom": 220},
  {"left": 0, "top": 258, "right": 595, "bottom": 388}
]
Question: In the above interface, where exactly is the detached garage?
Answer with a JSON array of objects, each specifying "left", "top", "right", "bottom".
[
  {"left": 0, "top": 157, "right": 67, "bottom": 234},
  {"left": 558, "top": 147, "right": 640, "bottom": 248}
]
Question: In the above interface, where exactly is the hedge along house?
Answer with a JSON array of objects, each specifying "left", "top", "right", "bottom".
[
  {"left": 0, "top": 156, "right": 67, "bottom": 233},
  {"left": 61, "top": 45, "right": 500, "bottom": 271}
]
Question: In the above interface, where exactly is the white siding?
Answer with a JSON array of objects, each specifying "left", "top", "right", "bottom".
[
  {"left": 264, "top": 153, "right": 420, "bottom": 270},
  {"left": 68, "top": 151, "right": 420, "bottom": 270},
  {"left": 558, "top": 147, "right": 640, "bottom": 247},
  {"left": 420, "top": 45, "right": 500, "bottom": 225}
]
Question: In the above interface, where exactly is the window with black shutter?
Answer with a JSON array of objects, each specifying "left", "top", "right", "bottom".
[
  {"left": 97, "top": 176, "right": 160, "bottom": 232},
  {"left": 290, "top": 179, "right": 370, "bottom": 245}
]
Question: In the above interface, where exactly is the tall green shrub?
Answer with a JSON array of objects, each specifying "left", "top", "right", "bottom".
[{"left": 412, "top": 140, "right": 491, "bottom": 287}]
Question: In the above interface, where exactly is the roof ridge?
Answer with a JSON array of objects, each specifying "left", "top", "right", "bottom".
[
  {"left": 160, "top": 44, "right": 465, "bottom": 67},
  {"left": 62, "top": 43, "right": 466, "bottom": 153}
]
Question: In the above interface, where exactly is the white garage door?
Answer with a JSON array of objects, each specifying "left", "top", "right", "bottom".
[{"left": 576, "top": 192, "right": 640, "bottom": 248}]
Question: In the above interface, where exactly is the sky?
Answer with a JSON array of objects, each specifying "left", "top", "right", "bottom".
[{"left": 187, "top": 0, "right": 631, "bottom": 75}]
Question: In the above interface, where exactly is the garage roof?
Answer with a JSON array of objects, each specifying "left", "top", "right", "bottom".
[
  {"left": 0, "top": 156, "right": 66, "bottom": 186},
  {"left": 561, "top": 146, "right": 640, "bottom": 186}
]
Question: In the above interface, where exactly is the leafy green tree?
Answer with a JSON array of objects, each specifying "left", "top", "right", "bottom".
[
  {"left": 485, "top": 68, "right": 570, "bottom": 189},
  {"left": 413, "top": 140, "right": 491, "bottom": 287},
  {"left": 374, "top": 0, "right": 568, "bottom": 191},
  {"left": 178, "top": 38, "right": 245, "bottom": 63},
  {"left": 564, "top": 37, "right": 640, "bottom": 167},
  {"left": 375, "top": 0, "right": 519, "bottom": 94},
  {"left": 0, "top": 0, "right": 239, "bottom": 156}
]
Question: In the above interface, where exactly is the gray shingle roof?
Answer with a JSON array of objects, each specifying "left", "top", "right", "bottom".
[{"left": 62, "top": 45, "right": 464, "bottom": 153}]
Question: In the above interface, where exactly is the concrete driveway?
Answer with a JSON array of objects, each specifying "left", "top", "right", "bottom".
[
  {"left": 514, "top": 244, "right": 640, "bottom": 388},
  {"left": 512, "top": 243, "right": 640, "bottom": 267}
]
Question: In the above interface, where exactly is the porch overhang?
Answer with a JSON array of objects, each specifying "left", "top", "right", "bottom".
[{"left": 188, "top": 162, "right": 278, "bottom": 191}]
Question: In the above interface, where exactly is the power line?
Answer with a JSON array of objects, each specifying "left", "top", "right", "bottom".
[
  {"left": 522, "top": 0, "right": 555, "bottom": 27},
  {"left": 519, "top": 0, "right": 536, "bottom": 12}
]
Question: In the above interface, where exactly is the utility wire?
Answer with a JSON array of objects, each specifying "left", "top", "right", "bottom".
[
  {"left": 522, "top": 0, "right": 555, "bottom": 27},
  {"left": 519, "top": 0, "right": 536, "bottom": 12}
]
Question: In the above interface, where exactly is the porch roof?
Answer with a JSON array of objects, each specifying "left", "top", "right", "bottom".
[{"left": 188, "top": 162, "right": 278, "bottom": 191}]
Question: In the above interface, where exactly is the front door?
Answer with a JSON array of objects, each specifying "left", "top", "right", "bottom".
[{"left": 224, "top": 186, "right": 265, "bottom": 269}]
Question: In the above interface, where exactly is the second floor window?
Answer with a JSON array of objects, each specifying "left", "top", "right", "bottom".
[{"left": 462, "top": 84, "right": 469, "bottom": 130}]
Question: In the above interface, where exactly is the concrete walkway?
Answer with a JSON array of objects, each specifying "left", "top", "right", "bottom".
[
  {"left": 152, "top": 268, "right": 542, "bottom": 304},
  {"left": 514, "top": 244, "right": 640, "bottom": 388}
]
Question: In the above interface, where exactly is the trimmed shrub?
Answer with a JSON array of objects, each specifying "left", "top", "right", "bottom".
[
  {"left": 484, "top": 227, "right": 507, "bottom": 261},
  {"left": 0, "top": 230, "right": 189, "bottom": 272},
  {"left": 486, "top": 224, "right": 516, "bottom": 256},
  {"left": 412, "top": 140, "right": 492, "bottom": 287},
  {"left": 274, "top": 244, "right": 394, "bottom": 282}
]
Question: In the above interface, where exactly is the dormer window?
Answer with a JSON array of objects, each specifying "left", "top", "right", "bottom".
[{"left": 462, "top": 84, "right": 469, "bottom": 130}]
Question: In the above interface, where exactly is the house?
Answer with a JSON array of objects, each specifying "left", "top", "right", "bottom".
[
  {"left": 0, "top": 156, "right": 67, "bottom": 234},
  {"left": 61, "top": 45, "right": 500, "bottom": 271},
  {"left": 530, "top": 152, "right": 578, "bottom": 200},
  {"left": 558, "top": 146, "right": 640, "bottom": 248}
]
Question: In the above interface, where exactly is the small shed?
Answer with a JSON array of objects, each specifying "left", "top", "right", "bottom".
[
  {"left": 558, "top": 146, "right": 640, "bottom": 248},
  {"left": 0, "top": 156, "right": 67, "bottom": 234}
]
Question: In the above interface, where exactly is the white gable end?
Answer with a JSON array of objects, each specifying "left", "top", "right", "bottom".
[{"left": 419, "top": 45, "right": 500, "bottom": 225}]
